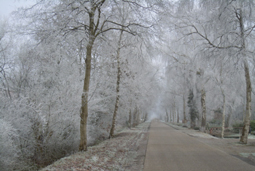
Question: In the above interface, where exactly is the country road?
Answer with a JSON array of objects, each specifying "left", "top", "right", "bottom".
[{"left": 143, "top": 120, "right": 255, "bottom": 171}]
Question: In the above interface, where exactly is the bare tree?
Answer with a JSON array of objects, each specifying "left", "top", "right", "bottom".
[{"left": 0, "top": 20, "right": 12, "bottom": 99}]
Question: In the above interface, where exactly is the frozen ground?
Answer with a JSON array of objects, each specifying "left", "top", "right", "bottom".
[{"left": 41, "top": 122, "right": 150, "bottom": 171}]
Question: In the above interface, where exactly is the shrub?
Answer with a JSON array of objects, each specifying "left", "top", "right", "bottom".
[
  {"left": 209, "top": 119, "right": 221, "bottom": 125},
  {"left": 232, "top": 122, "right": 243, "bottom": 133},
  {"left": 232, "top": 122, "right": 243, "bottom": 128},
  {"left": 194, "top": 127, "right": 200, "bottom": 130},
  {"left": 250, "top": 120, "right": 255, "bottom": 131}
]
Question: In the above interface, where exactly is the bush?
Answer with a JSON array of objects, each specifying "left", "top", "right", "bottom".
[
  {"left": 194, "top": 127, "right": 200, "bottom": 130},
  {"left": 209, "top": 119, "right": 221, "bottom": 126},
  {"left": 250, "top": 120, "right": 255, "bottom": 131},
  {"left": 232, "top": 122, "right": 243, "bottom": 128},
  {"left": 232, "top": 122, "right": 243, "bottom": 133}
]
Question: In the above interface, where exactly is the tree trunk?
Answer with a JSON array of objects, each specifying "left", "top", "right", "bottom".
[
  {"left": 132, "top": 106, "right": 137, "bottom": 127},
  {"left": 144, "top": 112, "right": 148, "bottom": 122},
  {"left": 240, "top": 59, "right": 252, "bottom": 144},
  {"left": 200, "top": 88, "right": 206, "bottom": 132},
  {"left": 218, "top": 62, "right": 226, "bottom": 139},
  {"left": 177, "top": 108, "right": 179, "bottom": 123},
  {"left": 183, "top": 94, "right": 187, "bottom": 123},
  {"left": 243, "top": 104, "right": 246, "bottom": 123},
  {"left": 165, "top": 109, "right": 169, "bottom": 122},
  {"left": 109, "top": 30, "right": 123, "bottom": 138},
  {"left": 238, "top": 8, "right": 252, "bottom": 144},
  {"left": 221, "top": 89, "right": 226, "bottom": 139},
  {"left": 129, "top": 108, "right": 132, "bottom": 128},
  {"left": 79, "top": 41, "right": 94, "bottom": 151},
  {"left": 173, "top": 99, "right": 175, "bottom": 123},
  {"left": 79, "top": 9, "right": 96, "bottom": 151},
  {"left": 137, "top": 107, "right": 140, "bottom": 125},
  {"left": 170, "top": 109, "right": 172, "bottom": 122},
  {"left": 173, "top": 110, "right": 175, "bottom": 123}
]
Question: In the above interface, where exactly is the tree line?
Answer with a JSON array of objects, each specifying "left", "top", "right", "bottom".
[{"left": 1, "top": 0, "right": 255, "bottom": 170}]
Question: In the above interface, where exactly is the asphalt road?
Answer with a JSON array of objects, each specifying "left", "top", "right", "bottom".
[{"left": 143, "top": 120, "right": 255, "bottom": 171}]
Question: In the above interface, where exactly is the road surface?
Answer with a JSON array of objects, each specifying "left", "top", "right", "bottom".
[{"left": 143, "top": 120, "right": 255, "bottom": 171}]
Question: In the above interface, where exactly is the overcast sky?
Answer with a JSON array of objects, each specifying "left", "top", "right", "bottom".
[{"left": 0, "top": 0, "right": 36, "bottom": 18}]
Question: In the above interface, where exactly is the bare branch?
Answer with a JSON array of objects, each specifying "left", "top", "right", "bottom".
[
  {"left": 186, "top": 24, "right": 241, "bottom": 50},
  {"left": 95, "top": 20, "right": 151, "bottom": 37}
]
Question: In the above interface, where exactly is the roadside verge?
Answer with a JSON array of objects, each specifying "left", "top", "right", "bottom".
[{"left": 41, "top": 122, "right": 150, "bottom": 171}]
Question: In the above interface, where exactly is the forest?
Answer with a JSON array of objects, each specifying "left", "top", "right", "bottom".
[{"left": 1, "top": 0, "right": 255, "bottom": 170}]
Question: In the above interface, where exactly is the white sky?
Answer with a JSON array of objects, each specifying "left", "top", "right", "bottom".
[{"left": 0, "top": 0, "right": 36, "bottom": 18}]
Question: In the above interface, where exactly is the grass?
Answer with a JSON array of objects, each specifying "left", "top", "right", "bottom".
[{"left": 41, "top": 122, "right": 150, "bottom": 171}]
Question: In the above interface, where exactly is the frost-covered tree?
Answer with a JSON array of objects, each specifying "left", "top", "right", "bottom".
[
  {"left": 168, "top": 0, "right": 255, "bottom": 143},
  {"left": 15, "top": 0, "right": 156, "bottom": 151},
  {"left": 0, "top": 19, "right": 12, "bottom": 99}
]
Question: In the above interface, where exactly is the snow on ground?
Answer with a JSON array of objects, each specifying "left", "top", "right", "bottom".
[{"left": 41, "top": 122, "right": 150, "bottom": 171}]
